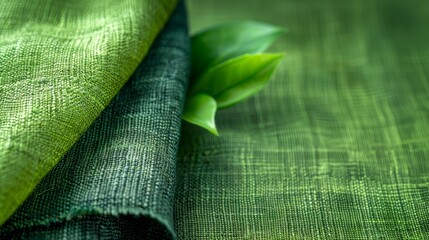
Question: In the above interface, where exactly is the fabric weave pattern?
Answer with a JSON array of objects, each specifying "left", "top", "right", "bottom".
[
  {"left": 0, "top": 1, "right": 188, "bottom": 239},
  {"left": 0, "top": 0, "right": 177, "bottom": 225},
  {"left": 175, "top": 0, "right": 429, "bottom": 239}
]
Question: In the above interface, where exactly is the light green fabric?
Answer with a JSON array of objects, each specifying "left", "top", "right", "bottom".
[
  {"left": 0, "top": 3, "right": 189, "bottom": 238},
  {"left": 175, "top": 0, "right": 429, "bottom": 239},
  {"left": 0, "top": 0, "right": 177, "bottom": 225}
]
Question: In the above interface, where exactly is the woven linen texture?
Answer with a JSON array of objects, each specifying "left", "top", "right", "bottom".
[
  {"left": 0, "top": 2, "right": 189, "bottom": 239},
  {"left": 0, "top": 0, "right": 178, "bottom": 224},
  {"left": 175, "top": 0, "right": 429, "bottom": 239}
]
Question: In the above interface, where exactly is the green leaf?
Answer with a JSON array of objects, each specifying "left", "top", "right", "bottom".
[
  {"left": 182, "top": 94, "right": 219, "bottom": 136},
  {"left": 190, "top": 53, "right": 284, "bottom": 108},
  {"left": 191, "top": 21, "right": 285, "bottom": 80}
]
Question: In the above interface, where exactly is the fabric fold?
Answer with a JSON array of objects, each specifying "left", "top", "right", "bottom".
[
  {"left": 0, "top": 1, "right": 189, "bottom": 239},
  {"left": 0, "top": 0, "right": 178, "bottom": 224}
]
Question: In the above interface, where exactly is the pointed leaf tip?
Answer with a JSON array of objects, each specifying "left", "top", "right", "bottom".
[
  {"left": 182, "top": 94, "right": 219, "bottom": 136},
  {"left": 190, "top": 53, "right": 285, "bottom": 109},
  {"left": 191, "top": 21, "right": 285, "bottom": 80}
]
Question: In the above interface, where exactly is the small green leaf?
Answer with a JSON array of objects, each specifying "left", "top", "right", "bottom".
[
  {"left": 185, "top": 21, "right": 286, "bottom": 135},
  {"left": 191, "top": 21, "right": 285, "bottom": 80},
  {"left": 182, "top": 94, "right": 219, "bottom": 136},
  {"left": 190, "top": 53, "right": 284, "bottom": 108}
]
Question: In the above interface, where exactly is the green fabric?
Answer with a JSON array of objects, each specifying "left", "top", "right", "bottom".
[
  {"left": 175, "top": 0, "right": 429, "bottom": 239},
  {"left": 0, "top": 2, "right": 189, "bottom": 239},
  {"left": 0, "top": 0, "right": 178, "bottom": 225},
  {"left": 1, "top": 0, "right": 429, "bottom": 239}
]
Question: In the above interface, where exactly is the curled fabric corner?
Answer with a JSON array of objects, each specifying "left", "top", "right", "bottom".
[
  {"left": 0, "top": 0, "right": 179, "bottom": 225},
  {"left": 0, "top": 1, "right": 189, "bottom": 239}
]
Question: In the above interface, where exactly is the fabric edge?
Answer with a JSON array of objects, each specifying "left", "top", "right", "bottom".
[{"left": 1, "top": 208, "right": 176, "bottom": 239}]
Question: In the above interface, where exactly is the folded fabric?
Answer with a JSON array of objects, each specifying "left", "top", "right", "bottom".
[
  {"left": 0, "top": 0, "right": 178, "bottom": 225},
  {"left": 175, "top": 0, "right": 429, "bottom": 239},
  {"left": 0, "top": 1, "right": 188, "bottom": 239}
]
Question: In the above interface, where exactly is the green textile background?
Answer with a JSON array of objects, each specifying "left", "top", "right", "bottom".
[
  {"left": 175, "top": 0, "right": 429, "bottom": 239},
  {"left": 0, "top": 2, "right": 189, "bottom": 239},
  {"left": 1, "top": 0, "right": 428, "bottom": 239},
  {"left": 0, "top": 0, "right": 177, "bottom": 225}
]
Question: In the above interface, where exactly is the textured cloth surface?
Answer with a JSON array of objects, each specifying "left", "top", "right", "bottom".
[
  {"left": 175, "top": 0, "right": 429, "bottom": 239},
  {"left": 0, "top": 0, "right": 177, "bottom": 224},
  {"left": 0, "top": 2, "right": 189, "bottom": 239}
]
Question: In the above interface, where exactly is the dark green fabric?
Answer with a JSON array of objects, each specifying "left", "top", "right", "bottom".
[
  {"left": 0, "top": 2, "right": 189, "bottom": 239},
  {"left": 175, "top": 0, "right": 429, "bottom": 239},
  {"left": 0, "top": 0, "right": 177, "bottom": 225}
]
